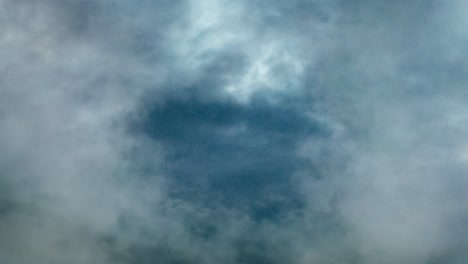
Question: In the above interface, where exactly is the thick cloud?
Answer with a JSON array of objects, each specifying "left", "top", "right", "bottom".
[{"left": 1, "top": 0, "right": 468, "bottom": 263}]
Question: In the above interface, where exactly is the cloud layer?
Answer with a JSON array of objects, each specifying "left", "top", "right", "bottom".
[{"left": 1, "top": 1, "right": 468, "bottom": 263}]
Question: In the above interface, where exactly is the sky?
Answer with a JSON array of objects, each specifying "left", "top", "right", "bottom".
[{"left": 1, "top": 0, "right": 468, "bottom": 263}]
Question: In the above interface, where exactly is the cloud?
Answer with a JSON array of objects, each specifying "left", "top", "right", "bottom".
[{"left": 1, "top": 0, "right": 468, "bottom": 263}]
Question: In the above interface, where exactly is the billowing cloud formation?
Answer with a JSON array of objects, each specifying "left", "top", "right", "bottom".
[{"left": 1, "top": 0, "right": 468, "bottom": 263}]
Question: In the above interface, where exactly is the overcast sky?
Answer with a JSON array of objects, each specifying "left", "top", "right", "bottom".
[{"left": 1, "top": 1, "right": 468, "bottom": 263}]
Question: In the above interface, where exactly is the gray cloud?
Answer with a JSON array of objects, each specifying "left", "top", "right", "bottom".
[{"left": 1, "top": 0, "right": 468, "bottom": 263}]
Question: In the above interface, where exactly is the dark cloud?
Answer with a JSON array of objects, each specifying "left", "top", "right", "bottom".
[{"left": 138, "top": 95, "right": 325, "bottom": 215}]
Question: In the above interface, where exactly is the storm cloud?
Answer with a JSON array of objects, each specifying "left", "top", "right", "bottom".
[{"left": 1, "top": 0, "right": 468, "bottom": 263}]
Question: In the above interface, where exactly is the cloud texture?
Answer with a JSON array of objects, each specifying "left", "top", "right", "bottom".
[{"left": 1, "top": 0, "right": 468, "bottom": 263}]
